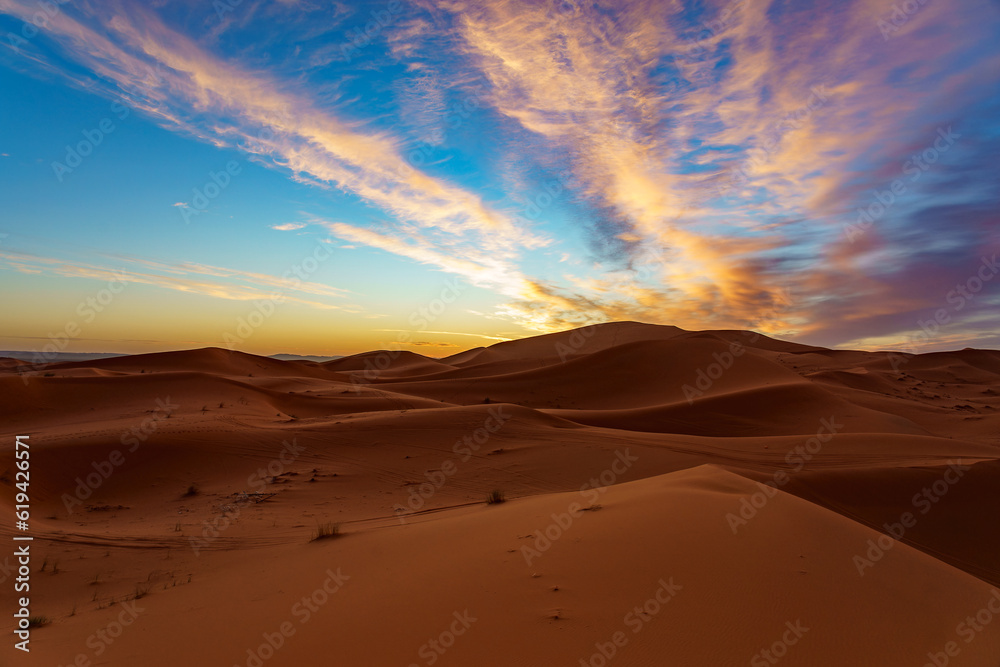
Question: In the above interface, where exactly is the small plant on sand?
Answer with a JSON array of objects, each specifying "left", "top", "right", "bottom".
[
  {"left": 486, "top": 489, "right": 506, "bottom": 505},
  {"left": 311, "top": 522, "right": 341, "bottom": 541},
  {"left": 28, "top": 615, "right": 49, "bottom": 628}
]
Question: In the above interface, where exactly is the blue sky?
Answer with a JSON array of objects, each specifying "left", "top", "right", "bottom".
[{"left": 1, "top": 0, "right": 998, "bottom": 356}]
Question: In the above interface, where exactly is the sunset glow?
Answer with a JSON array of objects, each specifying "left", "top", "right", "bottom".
[{"left": 1, "top": 0, "right": 998, "bottom": 355}]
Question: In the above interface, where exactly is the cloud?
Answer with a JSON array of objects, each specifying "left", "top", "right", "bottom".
[
  {"left": 404, "top": 340, "right": 459, "bottom": 347},
  {"left": 0, "top": 0, "right": 545, "bottom": 255},
  {"left": 271, "top": 222, "right": 307, "bottom": 231},
  {"left": 4, "top": 0, "right": 997, "bottom": 347},
  {"left": 373, "top": 329, "right": 511, "bottom": 342},
  {"left": 0, "top": 250, "right": 354, "bottom": 311},
  {"left": 323, "top": 219, "right": 609, "bottom": 330},
  {"left": 415, "top": 0, "right": 1000, "bottom": 340}
]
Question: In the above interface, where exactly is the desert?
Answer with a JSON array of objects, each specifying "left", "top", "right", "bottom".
[
  {"left": 2, "top": 0, "right": 999, "bottom": 664},
  {"left": 2, "top": 322, "right": 999, "bottom": 665}
]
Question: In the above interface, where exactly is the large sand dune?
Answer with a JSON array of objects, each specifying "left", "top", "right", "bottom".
[{"left": 2, "top": 322, "right": 998, "bottom": 665}]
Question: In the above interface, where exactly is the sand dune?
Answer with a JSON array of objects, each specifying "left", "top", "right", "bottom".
[{"left": 2, "top": 322, "right": 998, "bottom": 665}]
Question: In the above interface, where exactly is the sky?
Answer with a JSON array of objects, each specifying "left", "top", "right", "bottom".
[{"left": 0, "top": 0, "right": 998, "bottom": 357}]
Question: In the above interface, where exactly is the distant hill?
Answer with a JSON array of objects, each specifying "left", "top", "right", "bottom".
[
  {"left": 0, "top": 350, "right": 343, "bottom": 364},
  {"left": 269, "top": 353, "right": 344, "bottom": 362},
  {"left": 0, "top": 351, "right": 125, "bottom": 363}
]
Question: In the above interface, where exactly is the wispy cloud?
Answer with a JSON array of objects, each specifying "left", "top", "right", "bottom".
[
  {"left": 408, "top": 0, "right": 1000, "bottom": 338},
  {"left": 0, "top": 0, "right": 544, "bottom": 251},
  {"left": 373, "top": 329, "right": 511, "bottom": 342},
  {"left": 0, "top": 250, "right": 353, "bottom": 310},
  {"left": 3, "top": 0, "right": 997, "bottom": 348}
]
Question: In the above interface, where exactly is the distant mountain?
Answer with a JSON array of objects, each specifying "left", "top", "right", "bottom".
[
  {"left": 269, "top": 353, "right": 344, "bottom": 362},
  {"left": 0, "top": 351, "right": 125, "bottom": 363},
  {"left": 0, "top": 350, "right": 343, "bottom": 364}
]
